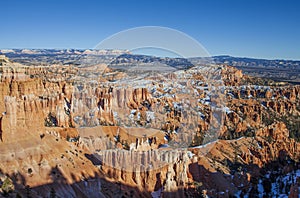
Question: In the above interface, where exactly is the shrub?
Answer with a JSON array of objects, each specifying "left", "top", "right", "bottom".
[{"left": 1, "top": 177, "right": 14, "bottom": 194}]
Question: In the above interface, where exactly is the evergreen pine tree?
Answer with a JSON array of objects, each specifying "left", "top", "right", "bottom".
[{"left": 50, "top": 187, "right": 56, "bottom": 198}]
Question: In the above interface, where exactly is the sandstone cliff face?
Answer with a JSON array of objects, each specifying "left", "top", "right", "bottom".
[
  {"left": 188, "top": 122, "right": 300, "bottom": 197},
  {"left": 0, "top": 64, "right": 103, "bottom": 197},
  {"left": 222, "top": 65, "right": 243, "bottom": 86},
  {"left": 0, "top": 79, "right": 73, "bottom": 141},
  {"left": 0, "top": 60, "right": 299, "bottom": 197},
  {"left": 221, "top": 84, "right": 300, "bottom": 140},
  {"left": 71, "top": 86, "right": 153, "bottom": 127}
]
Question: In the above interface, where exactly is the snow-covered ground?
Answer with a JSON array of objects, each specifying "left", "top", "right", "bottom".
[{"left": 236, "top": 169, "right": 300, "bottom": 198}]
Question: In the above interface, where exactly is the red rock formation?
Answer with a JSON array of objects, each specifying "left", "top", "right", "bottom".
[{"left": 0, "top": 59, "right": 299, "bottom": 197}]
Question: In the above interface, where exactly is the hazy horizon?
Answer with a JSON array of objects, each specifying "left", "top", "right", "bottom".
[{"left": 1, "top": 48, "right": 300, "bottom": 61}]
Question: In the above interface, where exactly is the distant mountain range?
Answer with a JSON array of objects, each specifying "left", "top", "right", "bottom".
[
  {"left": 212, "top": 55, "right": 300, "bottom": 68},
  {"left": 1, "top": 49, "right": 300, "bottom": 83}
]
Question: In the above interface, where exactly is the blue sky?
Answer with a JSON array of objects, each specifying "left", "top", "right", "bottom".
[{"left": 1, "top": 0, "right": 300, "bottom": 60}]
